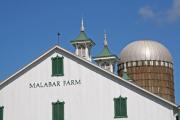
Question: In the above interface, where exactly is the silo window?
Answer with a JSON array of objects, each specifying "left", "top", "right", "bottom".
[
  {"left": 52, "top": 101, "right": 65, "bottom": 120},
  {"left": 150, "top": 61, "right": 153, "bottom": 66},
  {"left": 52, "top": 55, "right": 64, "bottom": 76},
  {"left": 161, "top": 61, "right": 165, "bottom": 66},
  {"left": 127, "top": 62, "right": 131, "bottom": 67},
  {"left": 132, "top": 61, "right": 136, "bottom": 66},
  {"left": 165, "top": 62, "right": 168, "bottom": 67},
  {"left": 114, "top": 96, "right": 127, "bottom": 118},
  {"left": 144, "top": 61, "right": 148, "bottom": 66},
  {"left": 169, "top": 63, "right": 173, "bottom": 68},
  {"left": 0, "top": 106, "right": 3, "bottom": 120},
  {"left": 155, "top": 61, "right": 159, "bottom": 66},
  {"left": 138, "top": 61, "right": 142, "bottom": 66}
]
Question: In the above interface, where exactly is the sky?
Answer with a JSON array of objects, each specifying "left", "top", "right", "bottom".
[{"left": 0, "top": 0, "right": 180, "bottom": 104}]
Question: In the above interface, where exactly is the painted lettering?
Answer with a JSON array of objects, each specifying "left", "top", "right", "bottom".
[{"left": 29, "top": 80, "right": 81, "bottom": 88}]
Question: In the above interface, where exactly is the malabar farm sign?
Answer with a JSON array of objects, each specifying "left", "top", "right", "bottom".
[{"left": 29, "top": 80, "right": 81, "bottom": 88}]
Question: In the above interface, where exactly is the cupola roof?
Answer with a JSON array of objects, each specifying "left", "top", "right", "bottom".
[
  {"left": 70, "top": 18, "right": 95, "bottom": 46},
  {"left": 94, "top": 32, "right": 117, "bottom": 59}
]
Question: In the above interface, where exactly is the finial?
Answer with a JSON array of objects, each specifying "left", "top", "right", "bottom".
[
  {"left": 57, "top": 32, "right": 61, "bottom": 45},
  {"left": 81, "top": 17, "right": 85, "bottom": 31},
  {"left": 104, "top": 30, "right": 108, "bottom": 46}
]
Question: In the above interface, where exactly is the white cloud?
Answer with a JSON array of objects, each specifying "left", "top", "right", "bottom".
[
  {"left": 167, "top": 0, "right": 180, "bottom": 22},
  {"left": 139, "top": 6, "right": 155, "bottom": 19},
  {"left": 138, "top": 0, "right": 180, "bottom": 23}
]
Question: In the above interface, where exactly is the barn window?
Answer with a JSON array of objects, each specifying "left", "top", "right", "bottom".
[
  {"left": 114, "top": 96, "right": 127, "bottom": 118},
  {"left": 52, "top": 101, "right": 65, "bottom": 120},
  {"left": 52, "top": 55, "right": 64, "bottom": 76},
  {"left": 0, "top": 106, "right": 4, "bottom": 120}
]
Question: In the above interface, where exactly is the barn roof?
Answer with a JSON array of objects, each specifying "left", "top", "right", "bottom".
[{"left": 0, "top": 45, "right": 178, "bottom": 109}]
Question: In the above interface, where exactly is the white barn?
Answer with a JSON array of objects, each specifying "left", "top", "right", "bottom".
[{"left": 0, "top": 45, "right": 179, "bottom": 120}]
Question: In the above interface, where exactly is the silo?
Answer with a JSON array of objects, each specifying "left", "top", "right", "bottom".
[{"left": 118, "top": 40, "right": 175, "bottom": 102}]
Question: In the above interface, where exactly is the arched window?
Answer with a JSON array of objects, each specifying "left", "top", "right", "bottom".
[{"left": 78, "top": 45, "right": 85, "bottom": 57}]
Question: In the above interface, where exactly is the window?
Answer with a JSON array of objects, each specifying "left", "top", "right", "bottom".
[
  {"left": 52, "top": 101, "right": 64, "bottom": 120},
  {"left": 52, "top": 55, "right": 64, "bottom": 76},
  {"left": 150, "top": 61, "right": 153, "bottom": 66},
  {"left": 0, "top": 106, "right": 3, "bottom": 120},
  {"left": 101, "top": 62, "right": 110, "bottom": 71},
  {"left": 169, "top": 63, "right": 172, "bottom": 68},
  {"left": 105, "top": 63, "right": 110, "bottom": 70},
  {"left": 165, "top": 62, "right": 168, "bottom": 67},
  {"left": 114, "top": 96, "right": 127, "bottom": 118},
  {"left": 78, "top": 46, "right": 85, "bottom": 57},
  {"left": 138, "top": 61, "right": 142, "bottom": 66},
  {"left": 127, "top": 62, "right": 131, "bottom": 67},
  {"left": 155, "top": 61, "right": 159, "bottom": 66},
  {"left": 161, "top": 61, "right": 164, "bottom": 66},
  {"left": 101, "top": 62, "right": 106, "bottom": 69},
  {"left": 132, "top": 61, "right": 136, "bottom": 66},
  {"left": 144, "top": 61, "right": 148, "bottom": 66}
]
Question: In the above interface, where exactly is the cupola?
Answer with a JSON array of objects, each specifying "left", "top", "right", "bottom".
[
  {"left": 70, "top": 18, "right": 95, "bottom": 61},
  {"left": 93, "top": 32, "right": 118, "bottom": 73}
]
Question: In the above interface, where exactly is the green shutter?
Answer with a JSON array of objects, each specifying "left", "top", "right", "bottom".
[
  {"left": 52, "top": 58, "right": 56, "bottom": 75},
  {"left": 120, "top": 97, "right": 127, "bottom": 117},
  {"left": 114, "top": 98, "right": 120, "bottom": 117},
  {"left": 53, "top": 103, "right": 58, "bottom": 120},
  {"left": 55, "top": 58, "right": 59, "bottom": 75},
  {"left": 176, "top": 116, "right": 179, "bottom": 120},
  {"left": 59, "top": 102, "right": 64, "bottom": 120},
  {"left": 114, "top": 97, "right": 127, "bottom": 118},
  {"left": 52, "top": 56, "right": 64, "bottom": 76},
  {"left": 59, "top": 58, "right": 63, "bottom": 75},
  {"left": 52, "top": 101, "right": 64, "bottom": 120},
  {"left": 0, "top": 107, "right": 3, "bottom": 120}
]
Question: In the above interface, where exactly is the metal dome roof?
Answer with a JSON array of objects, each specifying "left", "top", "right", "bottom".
[{"left": 119, "top": 40, "right": 173, "bottom": 63}]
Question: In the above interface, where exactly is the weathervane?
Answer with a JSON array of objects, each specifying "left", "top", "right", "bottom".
[{"left": 57, "top": 32, "right": 61, "bottom": 45}]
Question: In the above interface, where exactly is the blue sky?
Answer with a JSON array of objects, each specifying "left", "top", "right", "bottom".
[{"left": 0, "top": 0, "right": 180, "bottom": 104}]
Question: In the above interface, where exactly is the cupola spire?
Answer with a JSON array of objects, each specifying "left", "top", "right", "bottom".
[
  {"left": 80, "top": 17, "right": 85, "bottom": 31},
  {"left": 104, "top": 31, "right": 108, "bottom": 46}
]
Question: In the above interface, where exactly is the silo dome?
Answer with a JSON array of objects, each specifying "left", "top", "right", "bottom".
[
  {"left": 118, "top": 40, "right": 175, "bottom": 102},
  {"left": 119, "top": 40, "right": 173, "bottom": 63}
]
